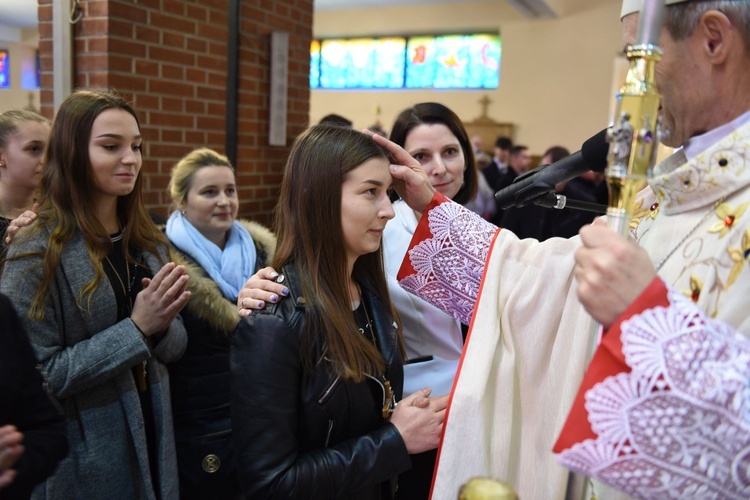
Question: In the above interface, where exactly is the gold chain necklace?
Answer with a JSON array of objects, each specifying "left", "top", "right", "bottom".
[
  {"left": 358, "top": 293, "right": 395, "bottom": 421},
  {"left": 104, "top": 250, "right": 148, "bottom": 392},
  {"left": 104, "top": 255, "right": 132, "bottom": 297}
]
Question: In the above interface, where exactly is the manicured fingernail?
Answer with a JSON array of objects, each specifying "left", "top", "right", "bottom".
[
  {"left": 269, "top": 295, "right": 278, "bottom": 303},
  {"left": 281, "top": 287, "right": 289, "bottom": 296},
  {"left": 270, "top": 271, "right": 279, "bottom": 278},
  {"left": 257, "top": 300, "right": 264, "bottom": 307}
]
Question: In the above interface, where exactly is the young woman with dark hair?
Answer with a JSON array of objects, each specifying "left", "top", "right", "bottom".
[
  {"left": 231, "top": 124, "right": 447, "bottom": 499},
  {"left": 0, "top": 89, "right": 190, "bottom": 499},
  {"left": 238, "top": 103, "right": 480, "bottom": 498},
  {"left": 388, "top": 102, "right": 478, "bottom": 206},
  {"left": 383, "top": 102, "right": 481, "bottom": 497}
]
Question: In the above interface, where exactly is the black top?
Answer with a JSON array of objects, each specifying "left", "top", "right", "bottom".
[
  {"left": 101, "top": 233, "right": 149, "bottom": 320},
  {"left": 0, "top": 293, "right": 68, "bottom": 499},
  {"left": 101, "top": 235, "right": 159, "bottom": 491}
]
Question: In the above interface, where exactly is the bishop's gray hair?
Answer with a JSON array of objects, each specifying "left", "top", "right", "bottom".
[{"left": 664, "top": 1, "right": 750, "bottom": 48}]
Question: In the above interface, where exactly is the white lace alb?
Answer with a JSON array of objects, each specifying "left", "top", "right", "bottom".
[
  {"left": 557, "top": 289, "right": 750, "bottom": 499},
  {"left": 399, "top": 202, "right": 497, "bottom": 326}
]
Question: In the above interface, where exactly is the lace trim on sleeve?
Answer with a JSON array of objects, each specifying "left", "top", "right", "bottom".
[
  {"left": 557, "top": 289, "right": 750, "bottom": 498},
  {"left": 398, "top": 202, "right": 498, "bottom": 325}
]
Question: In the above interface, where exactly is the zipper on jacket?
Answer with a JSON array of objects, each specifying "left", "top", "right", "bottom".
[
  {"left": 324, "top": 419, "right": 334, "bottom": 447},
  {"left": 365, "top": 373, "right": 386, "bottom": 406},
  {"left": 317, "top": 375, "right": 341, "bottom": 405}
]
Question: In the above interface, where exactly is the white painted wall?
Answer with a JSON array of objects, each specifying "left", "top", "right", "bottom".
[{"left": 312, "top": 0, "right": 624, "bottom": 155}]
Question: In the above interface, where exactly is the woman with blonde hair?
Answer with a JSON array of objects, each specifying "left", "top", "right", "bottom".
[
  {"left": 1, "top": 89, "right": 189, "bottom": 499},
  {"left": 166, "top": 147, "right": 275, "bottom": 499}
]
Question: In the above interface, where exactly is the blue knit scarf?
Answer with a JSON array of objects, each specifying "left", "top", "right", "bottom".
[{"left": 166, "top": 211, "right": 256, "bottom": 300}]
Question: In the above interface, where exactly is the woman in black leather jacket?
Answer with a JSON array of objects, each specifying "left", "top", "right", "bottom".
[{"left": 230, "top": 125, "right": 447, "bottom": 499}]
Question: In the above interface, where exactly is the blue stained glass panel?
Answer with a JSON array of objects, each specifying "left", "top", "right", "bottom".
[
  {"left": 406, "top": 34, "right": 501, "bottom": 88},
  {"left": 310, "top": 33, "right": 500, "bottom": 90},
  {"left": 318, "top": 38, "right": 405, "bottom": 89},
  {"left": 0, "top": 50, "right": 9, "bottom": 89}
]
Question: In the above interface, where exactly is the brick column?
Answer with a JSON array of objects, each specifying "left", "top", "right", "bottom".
[{"left": 38, "top": 0, "right": 313, "bottom": 225}]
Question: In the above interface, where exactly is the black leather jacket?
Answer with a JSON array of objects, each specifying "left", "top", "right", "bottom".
[{"left": 230, "top": 263, "right": 410, "bottom": 499}]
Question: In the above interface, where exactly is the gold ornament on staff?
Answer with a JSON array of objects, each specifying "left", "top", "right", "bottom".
[
  {"left": 604, "top": 1, "right": 665, "bottom": 235},
  {"left": 584, "top": 0, "right": 666, "bottom": 366},
  {"left": 573, "top": 2, "right": 667, "bottom": 499}
]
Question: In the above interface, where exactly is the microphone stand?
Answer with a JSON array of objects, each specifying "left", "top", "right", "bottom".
[
  {"left": 498, "top": 163, "right": 608, "bottom": 215},
  {"left": 530, "top": 192, "right": 607, "bottom": 215}
]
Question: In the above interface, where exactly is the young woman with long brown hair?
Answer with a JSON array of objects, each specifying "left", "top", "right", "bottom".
[
  {"left": 1, "top": 89, "right": 189, "bottom": 499},
  {"left": 231, "top": 124, "right": 447, "bottom": 499},
  {"left": 239, "top": 103, "right": 480, "bottom": 498}
]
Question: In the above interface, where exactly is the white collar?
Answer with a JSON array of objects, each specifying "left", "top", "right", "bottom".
[
  {"left": 683, "top": 110, "right": 750, "bottom": 161},
  {"left": 649, "top": 115, "right": 750, "bottom": 214}
]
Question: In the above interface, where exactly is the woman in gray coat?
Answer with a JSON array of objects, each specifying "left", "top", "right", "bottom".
[{"left": 0, "top": 90, "right": 190, "bottom": 500}]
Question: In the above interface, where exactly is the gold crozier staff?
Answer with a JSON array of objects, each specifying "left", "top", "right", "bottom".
[{"left": 571, "top": 1, "right": 667, "bottom": 499}]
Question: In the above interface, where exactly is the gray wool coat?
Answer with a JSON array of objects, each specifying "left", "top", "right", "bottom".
[{"left": 0, "top": 225, "right": 187, "bottom": 500}]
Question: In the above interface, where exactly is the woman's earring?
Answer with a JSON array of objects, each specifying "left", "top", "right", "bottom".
[{"left": 181, "top": 210, "right": 186, "bottom": 216}]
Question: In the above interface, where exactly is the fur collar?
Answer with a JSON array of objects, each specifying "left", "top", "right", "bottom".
[{"left": 168, "top": 218, "right": 276, "bottom": 335}]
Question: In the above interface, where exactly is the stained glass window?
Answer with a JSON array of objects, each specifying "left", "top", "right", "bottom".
[
  {"left": 406, "top": 34, "right": 500, "bottom": 89},
  {"left": 318, "top": 37, "right": 406, "bottom": 89},
  {"left": 0, "top": 50, "right": 9, "bottom": 89},
  {"left": 310, "top": 33, "right": 500, "bottom": 90}
]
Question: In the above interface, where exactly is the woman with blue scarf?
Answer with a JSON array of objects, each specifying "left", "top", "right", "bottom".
[{"left": 165, "top": 148, "right": 275, "bottom": 500}]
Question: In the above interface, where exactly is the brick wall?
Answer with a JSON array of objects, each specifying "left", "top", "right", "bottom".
[{"left": 38, "top": 0, "right": 313, "bottom": 226}]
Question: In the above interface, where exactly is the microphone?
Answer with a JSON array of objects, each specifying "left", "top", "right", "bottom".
[{"left": 494, "top": 129, "right": 610, "bottom": 210}]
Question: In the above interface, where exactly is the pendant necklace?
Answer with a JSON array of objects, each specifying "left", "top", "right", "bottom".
[
  {"left": 104, "top": 238, "right": 148, "bottom": 392},
  {"left": 360, "top": 299, "right": 395, "bottom": 421}
]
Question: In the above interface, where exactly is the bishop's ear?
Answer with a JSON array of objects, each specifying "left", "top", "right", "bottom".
[{"left": 698, "top": 10, "right": 734, "bottom": 63}]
